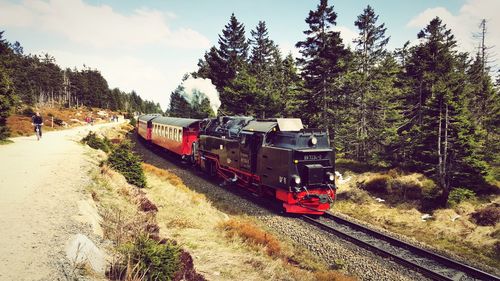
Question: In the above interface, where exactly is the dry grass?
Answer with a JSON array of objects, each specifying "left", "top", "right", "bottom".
[
  {"left": 219, "top": 218, "right": 282, "bottom": 257},
  {"left": 143, "top": 163, "right": 355, "bottom": 281},
  {"left": 314, "top": 270, "right": 357, "bottom": 281},
  {"left": 335, "top": 171, "right": 500, "bottom": 272},
  {"left": 142, "top": 163, "right": 206, "bottom": 204}
]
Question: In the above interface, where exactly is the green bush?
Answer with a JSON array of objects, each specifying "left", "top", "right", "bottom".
[
  {"left": 129, "top": 117, "right": 137, "bottom": 127},
  {"left": 81, "top": 131, "right": 111, "bottom": 153},
  {"left": 447, "top": 188, "right": 476, "bottom": 206},
  {"left": 107, "top": 142, "right": 146, "bottom": 188},
  {"left": 336, "top": 159, "right": 383, "bottom": 173},
  {"left": 119, "top": 235, "right": 180, "bottom": 281}
]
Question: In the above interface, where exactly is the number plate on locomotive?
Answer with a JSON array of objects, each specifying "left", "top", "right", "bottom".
[{"left": 304, "top": 154, "right": 322, "bottom": 160}]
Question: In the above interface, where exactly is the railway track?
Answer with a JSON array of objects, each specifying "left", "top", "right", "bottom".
[{"left": 302, "top": 212, "right": 500, "bottom": 281}]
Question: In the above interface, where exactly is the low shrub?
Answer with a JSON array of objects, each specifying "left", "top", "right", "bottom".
[
  {"left": 219, "top": 219, "right": 281, "bottom": 257},
  {"left": 447, "top": 188, "right": 476, "bottom": 207},
  {"left": 118, "top": 235, "right": 180, "bottom": 281},
  {"left": 108, "top": 142, "right": 146, "bottom": 188},
  {"left": 81, "top": 131, "right": 111, "bottom": 153},
  {"left": 129, "top": 117, "right": 137, "bottom": 127},
  {"left": 21, "top": 107, "right": 35, "bottom": 117},
  {"left": 53, "top": 117, "right": 64, "bottom": 126},
  {"left": 336, "top": 159, "right": 381, "bottom": 173},
  {"left": 471, "top": 204, "right": 500, "bottom": 226},
  {"left": 359, "top": 174, "right": 391, "bottom": 194}
]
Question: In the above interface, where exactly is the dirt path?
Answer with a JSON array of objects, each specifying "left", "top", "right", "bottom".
[{"left": 0, "top": 122, "right": 122, "bottom": 281}]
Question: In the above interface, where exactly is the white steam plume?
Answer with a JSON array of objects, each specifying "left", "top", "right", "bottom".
[{"left": 181, "top": 76, "right": 221, "bottom": 115}]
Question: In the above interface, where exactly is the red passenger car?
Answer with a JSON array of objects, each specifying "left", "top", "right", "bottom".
[
  {"left": 150, "top": 117, "right": 201, "bottom": 157},
  {"left": 137, "top": 114, "right": 161, "bottom": 141}
]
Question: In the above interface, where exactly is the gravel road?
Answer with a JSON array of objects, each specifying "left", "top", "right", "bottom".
[
  {"left": 133, "top": 135, "right": 429, "bottom": 281},
  {"left": 0, "top": 122, "right": 121, "bottom": 281}
]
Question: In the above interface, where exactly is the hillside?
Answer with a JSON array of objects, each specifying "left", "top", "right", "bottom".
[{"left": 6, "top": 106, "right": 121, "bottom": 138}]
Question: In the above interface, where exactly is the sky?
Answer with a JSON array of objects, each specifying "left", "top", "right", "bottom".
[{"left": 1, "top": 0, "right": 498, "bottom": 110}]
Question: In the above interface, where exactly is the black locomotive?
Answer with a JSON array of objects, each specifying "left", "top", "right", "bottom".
[{"left": 138, "top": 114, "right": 336, "bottom": 214}]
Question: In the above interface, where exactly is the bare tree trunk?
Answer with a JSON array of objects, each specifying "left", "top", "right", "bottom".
[
  {"left": 438, "top": 100, "right": 443, "bottom": 188},
  {"left": 443, "top": 103, "right": 449, "bottom": 193}
]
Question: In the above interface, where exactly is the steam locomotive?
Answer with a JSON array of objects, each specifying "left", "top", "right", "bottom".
[{"left": 137, "top": 115, "right": 336, "bottom": 215}]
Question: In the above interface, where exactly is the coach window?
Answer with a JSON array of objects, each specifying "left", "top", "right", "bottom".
[
  {"left": 162, "top": 126, "right": 166, "bottom": 137},
  {"left": 178, "top": 130, "right": 182, "bottom": 142}
]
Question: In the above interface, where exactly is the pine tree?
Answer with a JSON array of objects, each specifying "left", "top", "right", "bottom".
[
  {"left": 0, "top": 65, "right": 16, "bottom": 140},
  {"left": 281, "top": 53, "right": 304, "bottom": 117},
  {"left": 295, "top": 0, "right": 349, "bottom": 129},
  {"left": 249, "top": 21, "right": 275, "bottom": 73},
  {"left": 352, "top": 5, "right": 390, "bottom": 161},
  {"left": 403, "top": 17, "right": 488, "bottom": 200},
  {"left": 247, "top": 21, "right": 283, "bottom": 118}
]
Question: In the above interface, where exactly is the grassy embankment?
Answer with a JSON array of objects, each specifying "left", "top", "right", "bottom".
[
  {"left": 333, "top": 159, "right": 500, "bottom": 272},
  {"left": 84, "top": 124, "right": 355, "bottom": 281}
]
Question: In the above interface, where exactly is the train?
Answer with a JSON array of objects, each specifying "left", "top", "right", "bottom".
[{"left": 137, "top": 114, "right": 337, "bottom": 215}]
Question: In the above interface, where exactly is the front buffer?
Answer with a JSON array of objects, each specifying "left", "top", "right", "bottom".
[{"left": 276, "top": 188, "right": 335, "bottom": 215}]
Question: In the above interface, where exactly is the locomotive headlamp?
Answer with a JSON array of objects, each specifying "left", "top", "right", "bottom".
[
  {"left": 292, "top": 175, "right": 301, "bottom": 185},
  {"left": 326, "top": 172, "right": 335, "bottom": 182},
  {"left": 309, "top": 136, "right": 318, "bottom": 146}
]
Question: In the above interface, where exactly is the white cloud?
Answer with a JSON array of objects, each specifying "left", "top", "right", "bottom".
[
  {"left": 407, "top": 0, "right": 500, "bottom": 59},
  {"left": 278, "top": 41, "right": 300, "bottom": 59},
  {"left": 45, "top": 49, "right": 174, "bottom": 107},
  {"left": 332, "top": 26, "right": 358, "bottom": 48},
  {"left": 0, "top": 0, "right": 210, "bottom": 49}
]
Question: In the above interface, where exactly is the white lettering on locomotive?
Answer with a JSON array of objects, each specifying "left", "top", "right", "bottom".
[{"left": 304, "top": 154, "right": 321, "bottom": 160}]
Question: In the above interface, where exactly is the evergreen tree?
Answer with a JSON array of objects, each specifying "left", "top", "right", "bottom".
[
  {"left": 281, "top": 53, "right": 304, "bottom": 117},
  {"left": 222, "top": 68, "right": 261, "bottom": 115},
  {"left": 351, "top": 5, "right": 390, "bottom": 161},
  {"left": 248, "top": 21, "right": 282, "bottom": 118},
  {"left": 295, "top": 0, "right": 349, "bottom": 129},
  {"left": 403, "top": 17, "right": 488, "bottom": 200},
  {"left": 0, "top": 65, "right": 16, "bottom": 140},
  {"left": 249, "top": 21, "right": 275, "bottom": 73}
]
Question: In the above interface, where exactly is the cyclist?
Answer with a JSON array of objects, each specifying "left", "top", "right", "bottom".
[{"left": 31, "top": 112, "right": 43, "bottom": 140}]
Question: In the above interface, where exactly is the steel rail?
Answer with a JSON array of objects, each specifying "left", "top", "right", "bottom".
[{"left": 302, "top": 212, "right": 500, "bottom": 281}]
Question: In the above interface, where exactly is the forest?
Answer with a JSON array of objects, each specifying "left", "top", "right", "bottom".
[
  {"left": 186, "top": 0, "right": 499, "bottom": 201},
  {"left": 1, "top": 0, "right": 498, "bottom": 204},
  {"left": 0, "top": 30, "right": 163, "bottom": 139}
]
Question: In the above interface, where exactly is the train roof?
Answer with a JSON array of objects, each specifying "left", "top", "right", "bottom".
[
  {"left": 152, "top": 116, "right": 201, "bottom": 128},
  {"left": 242, "top": 121, "right": 277, "bottom": 133},
  {"left": 138, "top": 114, "right": 161, "bottom": 122},
  {"left": 242, "top": 118, "right": 304, "bottom": 133}
]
